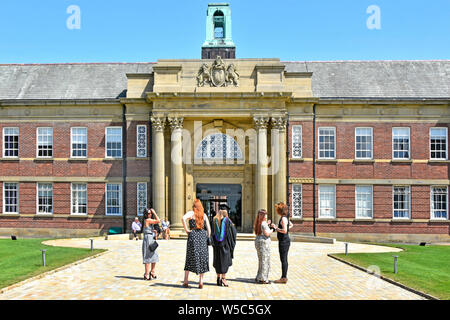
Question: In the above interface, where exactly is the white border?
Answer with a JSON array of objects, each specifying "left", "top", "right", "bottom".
[
  {"left": 392, "top": 127, "right": 410, "bottom": 160},
  {"left": 2, "top": 182, "right": 19, "bottom": 214},
  {"left": 355, "top": 127, "right": 373, "bottom": 160},
  {"left": 70, "top": 183, "right": 88, "bottom": 215},
  {"left": 2, "top": 127, "right": 19, "bottom": 159},
  {"left": 318, "top": 127, "right": 336, "bottom": 160},
  {"left": 136, "top": 125, "right": 147, "bottom": 158},
  {"left": 291, "top": 125, "right": 302, "bottom": 159},
  {"left": 105, "top": 183, "right": 122, "bottom": 216},
  {"left": 429, "top": 127, "right": 448, "bottom": 160},
  {"left": 291, "top": 184, "right": 302, "bottom": 218},
  {"left": 70, "top": 127, "right": 88, "bottom": 159},
  {"left": 105, "top": 127, "right": 123, "bottom": 159},
  {"left": 136, "top": 182, "right": 147, "bottom": 216}
]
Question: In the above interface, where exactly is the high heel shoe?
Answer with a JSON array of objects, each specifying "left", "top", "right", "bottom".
[
  {"left": 221, "top": 279, "right": 229, "bottom": 287},
  {"left": 199, "top": 283, "right": 203, "bottom": 289},
  {"left": 182, "top": 282, "right": 189, "bottom": 288},
  {"left": 150, "top": 272, "right": 157, "bottom": 279},
  {"left": 143, "top": 274, "right": 150, "bottom": 280},
  {"left": 217, "top": 277, "right": 221, "bottom": 286}
]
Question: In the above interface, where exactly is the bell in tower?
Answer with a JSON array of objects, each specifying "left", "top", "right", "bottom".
[{"left": 202, "top": 3, "right": 236, "bottom": 59}]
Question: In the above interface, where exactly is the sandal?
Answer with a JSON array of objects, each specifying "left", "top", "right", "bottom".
[
  {"left": 150, "top": 272, "right": 157, "bottom": 279},
  {"left": 144, "top": 274, "right": 150, "bottom": 281},
  {"left": 182, "top": 282, "right": 189, "bottom": 288},
  {"left": 221, "top": 279, "right": 229, "bottom": 287}
]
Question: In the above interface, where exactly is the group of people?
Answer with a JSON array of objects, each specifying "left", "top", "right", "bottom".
[
  {"left": 140, "top": 199, "right": 292, "bottom": 288},
  {"left": 132, "top": 215, "right": 171, "bottom": 241}
]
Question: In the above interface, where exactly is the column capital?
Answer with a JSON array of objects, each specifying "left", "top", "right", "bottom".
[
  {"left": 168, "top": 116, "right": 184, "bottom": 131},
  {"left": 271, "top": 116, "right": 287, "bottom": 131},
  {"left": 150, "top": 116, "right": 166, "bottom": 132},
  {"left": 253, "top": 116, "right": 270, "bottom": 130}
]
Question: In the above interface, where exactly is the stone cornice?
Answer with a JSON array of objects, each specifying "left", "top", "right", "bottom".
[{"left": 146, "top": 92, "right": 292, "bottom": 102}]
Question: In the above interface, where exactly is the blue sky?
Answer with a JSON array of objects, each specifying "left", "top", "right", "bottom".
[{"left": 0, "top": 0, "right": 449, "bottom": 63}]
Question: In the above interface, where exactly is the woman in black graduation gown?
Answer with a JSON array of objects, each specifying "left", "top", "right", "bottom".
[{"left": 212, "top": 204, "right": 237, "bottom": 287}]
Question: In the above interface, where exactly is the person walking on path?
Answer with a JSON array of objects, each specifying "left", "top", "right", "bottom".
[
  {"left": 182, "top": 199, "right": 211, "bottom": 289},
  {"left": 212, "top": 204, "right": 237, "bottom": 287},
  {"left": 142, "top": 208, "right": 160, "bottom": 280},
  {"left": 271, "top": 202, "right": 294, "bottom": 284},
  {"left": 254, "top": 209, "right": 274, "bottom": 284}
]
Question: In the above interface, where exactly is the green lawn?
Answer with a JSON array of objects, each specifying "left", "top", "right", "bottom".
[
  {"left": 332, "top": 243, "right": 450, "bottom": 300},
  {"left": 0, "top": 238, "right": 105, "bottom": 289}
]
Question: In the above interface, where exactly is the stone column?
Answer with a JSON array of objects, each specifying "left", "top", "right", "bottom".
[
  {"left": 253, "top": 116, "right": 270, "bottom": 213},
  {"left": 271, "top": 116, "right": 287, "bottom": 206},
  {"left": 151, "top": 116, "right": 166, "bottom": 218},
  {"left": 168, "top": 116, "right": 184, "bottom": 230}
]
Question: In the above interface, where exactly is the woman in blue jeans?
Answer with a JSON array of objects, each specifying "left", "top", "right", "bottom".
[{"left": 271, "top": 202, "right": 293, "bottom": 284}]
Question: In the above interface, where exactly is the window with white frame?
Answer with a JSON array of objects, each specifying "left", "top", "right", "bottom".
[
  {"left": 430, "top": 128, "right": 447, "bottom": 160},
  {"left": 37, "top": 128, "right": 53, "bottom": 158},
  {"left": 3, "top": 127, "right": 19, "bottom": 158},
  {"left": 137, "top": 182, "right": 147, "bottom": 216},
  {"left": 105, "top": 127, "right": 122, "bottom": 158},
  {"left": 393, "top": 186, "right": 410, "bottom": 219},
  {"left": 319, "top": 185, "right": 336, "bottom": 218},
  {"left": 37, "top": 183, "right": 53, "bottom": 214},
  {"left": 291, "top": 184, "right": 302, "bottom": 218},
  {"left": 392, "top": 128, "right": 410, "bottom": 159},
  {"left": 71, "top": 183, "right": 87, "bottom": 215},
  {"left": 292, "top": 125, "right": 302, "bottom": 159},
  {"left": 3, "top": 183, "right": 19, "bottom": 214},
  {"left": 106, "top": 183, "right": 122, "bottom": 215},
  {"left": 136, "top": 125, "right": 147, "bottom": 158},
  {"left": 71, "top": 127, "right": 87, "bottom": 158},
  {"left": 355, "top": 128, "right": 373, "bottom": 159},
  {"left": 318, "top": 127, "right": 336, "bottom": 159},
  {"left": 355, "top": 185, "right": 373, "bottom": 219},
  {"left": 431, "top": 186, "right": 448, "bottom": 220}
]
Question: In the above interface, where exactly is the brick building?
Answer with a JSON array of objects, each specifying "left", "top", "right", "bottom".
[{"left": 0, "top": 4, "right": 449, "bottom": 242}]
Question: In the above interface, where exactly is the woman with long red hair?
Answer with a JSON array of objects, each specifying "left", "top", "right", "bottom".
[
  {"left": 182, "top": 199, "right": 211, "bottom": 289},
  {"left": 254, "top": 209, "right": 274, "bottom": 284}
]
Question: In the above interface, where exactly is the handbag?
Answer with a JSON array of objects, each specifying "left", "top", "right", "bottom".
[{"left": 148, "top": 240, "right": 159, "bottom": 252}]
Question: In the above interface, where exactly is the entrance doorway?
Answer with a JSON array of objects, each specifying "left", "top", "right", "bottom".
[{"left": 196, "top": 184, "right": 242, "bottom": 230}]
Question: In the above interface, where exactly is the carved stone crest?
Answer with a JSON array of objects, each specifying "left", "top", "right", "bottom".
[{"left": 197, "top": 56, "right": 239, "bottom": 87}]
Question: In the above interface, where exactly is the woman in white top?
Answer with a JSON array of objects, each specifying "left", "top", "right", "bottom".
[
  {"left": 181, "top": 199, "right": 211, "bottom": 289},
  {"left": 254, "top": 209, "right": 274, "bottom": 284}
]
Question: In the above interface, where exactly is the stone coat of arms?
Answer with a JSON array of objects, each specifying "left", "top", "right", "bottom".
[{"left": 197, "top": 56, "right": 239, "bottom": 87}]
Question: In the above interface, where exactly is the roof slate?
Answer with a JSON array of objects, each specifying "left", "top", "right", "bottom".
[{"left": 0, "top": 60, "right": 448, "bottom": 100}]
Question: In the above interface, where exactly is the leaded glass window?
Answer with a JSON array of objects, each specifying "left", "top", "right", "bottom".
[
  {"left": 292, "top": 125, "right": 302, "bottom": 159},
  {"left": 137, "top": 182, "right": 147, "bottom": 216},
  {"left": 137, "top": 125, "right": 147, "bottom": 158},
  {"left": 195, "top": 133, "right": 243, "bottom": 161},
  {"left": 292, "top": 184, "right": 302, "bottom": 218}
]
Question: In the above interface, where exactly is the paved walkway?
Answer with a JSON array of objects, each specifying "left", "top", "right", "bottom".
[{"left": 0, "top": 238, "right": 423, "bottom": 300}]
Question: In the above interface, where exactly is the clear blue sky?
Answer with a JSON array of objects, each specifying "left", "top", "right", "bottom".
[{"left": 0, "top": 0, "right": 449, "bottom": 63}]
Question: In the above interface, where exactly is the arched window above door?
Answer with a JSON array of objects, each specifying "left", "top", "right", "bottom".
[{"left": 195, "top": 133, "right": 243, "bottom": 161}]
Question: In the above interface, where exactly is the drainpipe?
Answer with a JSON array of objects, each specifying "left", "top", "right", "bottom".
[
  {"left": 149, "top": 113, "right": 153, "bottom": 210},
  {"left": 122, "top": 104, "right": 128, "bottom": 233},
  {"left": 312, "top": 104, "right": 317, "bottom": 237},
  {"left": 286, "top": 114, "right": 290, "bottom": 215}
]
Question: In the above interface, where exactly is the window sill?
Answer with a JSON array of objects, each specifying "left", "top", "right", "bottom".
[
  {"left": 34, "top": 158, "right": 54, "bottom": 162},
  {"left": 317, "top": 218, "right": 337, "bottom": 222},
  {"left": 69, "top": 214, "right": 89, "bottom": 219},
  {"left": 289, "top": 158, "right": 304, "bottom": 162},
  {"left": 353, "top": 218, "right": 375, "bottom": 222},
  {"left": 0, "top": 213, "right": 20, "bottom": 217},
  {"left": 103, "top": 158, "right": 123, "bottom": 161},
  {"left": 0, "top": 157, "right": 20, "bottom": 162},
  {"left": 68, "top": 158, "right": 88, "bottom": 162},
  {"left": 391, "top": 159, "right": 412, "bottom": 164},
  {"left": 429, "top": 219, "right": 449, "bottom": 223},
  {"left": 353, "top": 159, "right": 375, "bottom": 164},
  {"left": 428, "top": 160, "right": 449, "bottom": 164},
  {"left": 291, "top": 217, "right": 304, "bottom": 222},
  {"left": 391, "top": 219, "right": 413, "bottom": 223},
  {"left": 34, "top": 214, "right": 53, "bottom": 217},
  {"left": 316, "top": 159, "right": 337, "bottom": 163}
]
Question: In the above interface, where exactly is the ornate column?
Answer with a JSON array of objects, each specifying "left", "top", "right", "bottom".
[
  {"left": 168, "top": 116, "right": 184, "bottom": 229},
  {"left": 150, "top": 116, "right": 166, "bottom": 218},
  {"left": 271, "top": 116, "right": 287, "bottom": 206},
  {"left": 253, "top": 116, "right": 270, "bottom": 213}
]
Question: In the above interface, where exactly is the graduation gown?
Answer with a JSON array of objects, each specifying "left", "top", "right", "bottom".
[{"left": 212, "top": 217, "right": 237, "bottom": 274}]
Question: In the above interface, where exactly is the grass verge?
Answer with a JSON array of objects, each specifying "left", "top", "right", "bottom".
[
  {"left": 331, "top": 243, "right": 450, "bottom": 300},
  {"left": 0, "top": 238, "right": 105, "bottom": 289}
]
